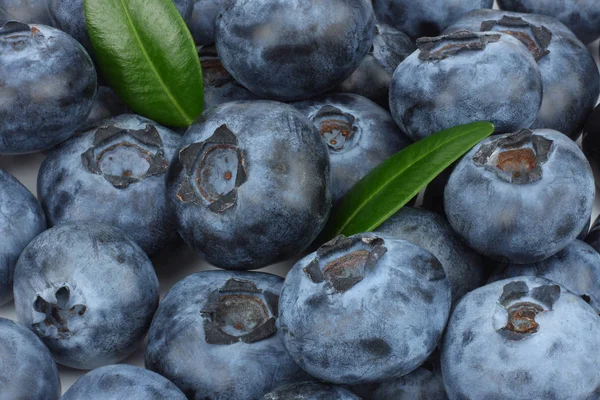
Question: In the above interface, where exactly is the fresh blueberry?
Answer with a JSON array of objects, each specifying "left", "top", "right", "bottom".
[
  {"left": 582, "top": 104, "right": 600, "bottom": 186},
  {"left": 199, "top": 45, "right": 261, "bottom": 111},
  {"left": 13, "top": 223, "right": 159, "bottom": 369},
  {"left": 48, "top": 0, "right": 193, "bottom": 57},
  {"left": 0, "top": 0, "right": 52, "bottom": 25},
  {"left": 0, "top": 21, "right": 96, "bottom": 154},
  {"left": 0, "top": 317, "right": 61, "bottom": 400},
  {"left": 167, "top": 100, "right": 331, "bottom": 270},
  {"left": 264, "top": 382, "right": 361, "bottom": 400},
  {"left": 146, "top": 270, "right": 308, "bottom": 399},
  {"left": 375, "top": 207, "right": 485, "bottom": 309},
  {"left": 372, "top": 0, "right": 493, "bottom": 40},
  {"left": 61, "top": 364, "right": 187, "bottom": 400},
  {"left": 0, "top": 170, "right": 46, "bottom": 306},
  {"left": 38, "top": 114, "right": 181, "bottom": 255},
  {"left": 489, "top": 240, "right": 600, "bottom": 314},
  {"left": 445, "top": 129, "right": 594, "bottom": 264},
  {"left": 279, "top": 233, "right": 451, "bottom": 384},
  {"left": 333, "top": 24, "right": 415, "bottom": 108},
  {"left": 442, "top": 276, "right": 600, "bottom": 399},
  {"left": 497, "top": 0, "right": 600, "bottom": 44},
  {"left": 293, "top": 93, "right": 412, "bottom": 205},
  {"left": 82, "top": 86, "right": 128, "bottom": 129},
  {"left": 444, "top": 10, "right": 600, "bottom": 140},
  {"left": 189, "top": 0, "right": 220, "bottom": 45},
  {"left": 390, "top": 30, "right": 542, "bottom": 141},
  {"left": 215, "top": 0, "right": 375, "bottom": 101}
]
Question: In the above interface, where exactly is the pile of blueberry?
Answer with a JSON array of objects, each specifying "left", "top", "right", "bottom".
[{"left": 1, "top": 0, "right": 600, "bottom": 399}]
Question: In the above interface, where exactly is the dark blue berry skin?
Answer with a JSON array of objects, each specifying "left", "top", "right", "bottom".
[
  {"left": 445, "top": 10, "right": 600, "bottom": 140},
  {"left": 0, "top": 22, "right": 96, "bottom": 154},
  {"left": 13, "top": 223, "right": 159, "bottom": 370},
  {"left": 582, "top": 104, "right": 600, "bottom": 187},
  {"left": 0, "top": 170, "right": 46, "bottom": 306},
  {"left": 372, "top": 0, "right": 493, "bottom": 40},
  {"left": 189, "top": 0, "right": 220, "bottom": 45},
  {"left": 293, "top": 93, "right": 412, "bottom": 205},
  {"left": 38, "top": 114, "right": 181, "bottom": 255},
  {"left": 167, "top": 100, "right": 331, "bottom": 270},
  {"left": 279, "top": 233, "right": 451, "bottom": 385},
  {"left": 390, "top": 31, "right": 542, "bottom": 141},
  {"left": 264, "top": 382, "right": 361, "bottom": 400},
  {"left": 442, "top": 277, "right": 600, "bottom": 400},
  {"left": 376, "top": 207, "right": 484, "bottom": 309},
  {"left": 445, "top": 129, "right": 594, "bottom": 264},
  {"left": 489, "top": 240, "right": 600, "bottom": 314},
  {"left": 0, "top": 0, "right": 52, "bottom": 25},
  {"left": 82, "top": 86, "right": 128, "bottom": 130},
  {"left": 199, "top": 46, "right": 261, "bottom": 111},
  {"left": 497, "top": 0, "right": 600, "bottom": 44},
  {"left": 0, "top": 317, "right": 61, "bottom": 400},
  {"left": 146, "top": 270, "right": 308, "bottom": 400},
  {"left": 61, "top": 365, "right": 187, "bottom": 400},
  {"left": 215, "top": 0, "right": 375, "bottom": 101},
  {"left": 49, "top": 0, "right": 193, "bottom": 57},
  {"left": 334, "top": 24, "right": 415, "bottom": 109}
]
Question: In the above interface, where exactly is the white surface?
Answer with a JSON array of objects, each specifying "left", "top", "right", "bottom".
[{"left": 1, "top": 3, "right": 600, "bottom": 395}]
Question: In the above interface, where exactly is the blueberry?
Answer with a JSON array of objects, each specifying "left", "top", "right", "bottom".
[
  {"left": 0, "top": 317, "right": 61, "bottom": 400},
  {"left": 586, "top": 213, "right": 600, "bottom": 254},
  {"left": 167, "top": 100, "right": 331, "bottom": 270},
  {"left": 189, "top": 0, "right": 220, "bottom": 45},
  {"left": 146, "top": 270, "right": 308, "bottom": 399},
  {"left": 442, "top": 277, "right": 600, "bottom": 399},
  {"left": 293, "top": 93, "right": 412, "bottom": 205},
  {"left": 489, "top": 240, "right": 600, "bottom": 314},
  {"left": 38, "top": 114, "right": 181, "bottom": 255},
  {"left": 390, "top": 30, "right": 542, "bottom": 141},
  {"left": 0, "top": 170, "right": 46, "bottom": 306},
  {"left": 0, "top": 0, "right": 52, "bottom": 25},
  {"left": 445, "top": 129, "right": 594, "bottom": 264},
  {"left": 375, "top": 207, "right": 485, "bottom": 309},
  {"left": 82, "top": 86, "right": 129, "bottom": 130},
  {"left": 444, "top": 10, "right": 600, "bottom": 140},
  {"left": 48, "top": 0, "right": 193, "bottom": 57},
  {"left": 334, "top": 24, "right": 415, "bottom": 108},
  {"left": 199, "top": 46, "right": 261, "bottom": 111},
  {"left": 497, "top": 0, "right": 600, "bottom": 44},
  {"left": 279, "top": 233, "right": 451, "bottom": 384},
  {"left": 264, "top": 382, "right": 361, "bottom": 400},
  {"left": 372, "top": 0, "right": 493, "bottom": 40},
  {"left": 582, "top": 104, "right": 600, "bottom": 186},
  {"left": 0, "top": 21, "right": 96, "bottom": 154},
  {"left": 13, "top": 223, "right": 159, "bottom": 369},
  {"left": 61, "top": 364, "right": 187, "bottom": 400},
  {"left": 215, "top": 0, "right": 375, "bottom": 101}
]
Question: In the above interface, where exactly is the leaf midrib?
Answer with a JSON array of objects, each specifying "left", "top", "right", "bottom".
[
  {"left": 115, "top": 0, "right": 192, "bottom": 125},
  {"left": 334, "top": 125, "right": 484, "bottom": 235}
]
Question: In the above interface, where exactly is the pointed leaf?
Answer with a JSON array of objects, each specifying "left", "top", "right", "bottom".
[
  {"left": 321, "top": 121, "right": 495, "bottom": 240},
  {"left": 84, "top": 0, "right": 203, "bottom": 127}
]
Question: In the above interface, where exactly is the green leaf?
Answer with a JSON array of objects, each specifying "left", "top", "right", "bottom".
[
  {"left": 320, "top": 121, "right": 495, "bottom": 240},
  {"left": 84, "top": 0, "right": 203, "bottom": 127}
]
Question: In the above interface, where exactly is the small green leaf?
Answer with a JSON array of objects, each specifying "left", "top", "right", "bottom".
[
  {"left": 321, "top": 121, "right": 495, "bottom": 240},
  {"left": 84, "top": 0, "right": 203, "bottom": 127}
]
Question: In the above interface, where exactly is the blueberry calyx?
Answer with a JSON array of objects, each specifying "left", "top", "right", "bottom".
[
  {"left": 311, "top": 105, "right": 359, "bottom": 152},
  {"left": 0, "top": 21, "right": 31, "bottom": 35},
  {"left": 201, "top": 278, "right": 278, "bottom": 345},
  {"left": 81, "top": 124, "right": 169, "bottom": 189},
  {"left": 472, "top": 129, "right": 553, "bottom": 184},
  {"left": 303, "top": 235, "right": 387, "bottom": 292},
  {"left": 32, "top": 285, "right": 87, "bottom": 340},
  {"left": 417, "top": 30, "right": 501, "bottom": 61},
  {"left": 177, "top": 124, "right": 247, "bottom": 213},
  {"left": 495, "top": 281, "right": 560, "bottom": 341},
  {"left": 198, "top": 45, "right": 233, "bottom": 88},
  {"left": 481, "top": 16, "right": 552, "bottom": 61}
]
